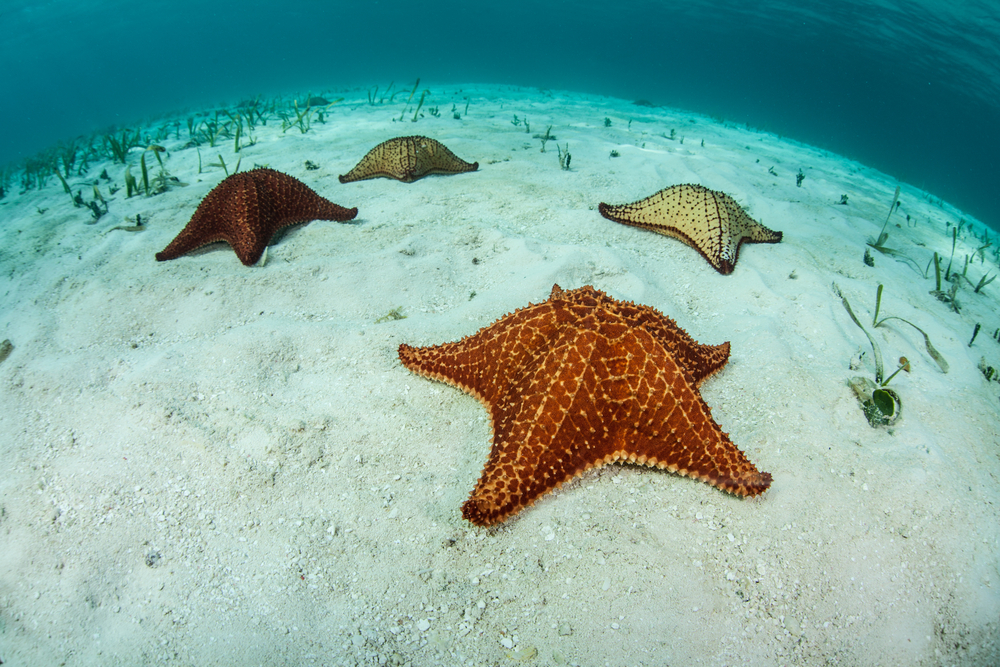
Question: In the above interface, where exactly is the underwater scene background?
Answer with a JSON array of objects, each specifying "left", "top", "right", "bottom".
[
  {"left": 2, "top": 1, "right": 1000, "bottom": 666},
  {"left": 2, "top": 0, "right": 998, "bottom": 230}
]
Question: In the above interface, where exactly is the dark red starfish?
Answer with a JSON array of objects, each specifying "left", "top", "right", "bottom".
[{"left": 155, "top": 168, "right": 358, "bottom": 266}]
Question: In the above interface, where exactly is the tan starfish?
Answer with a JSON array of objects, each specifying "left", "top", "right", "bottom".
[
  {"left": 399, "top": 284, "right": 772, "bottom": 527},
  {"left": 339, "top": 136, "right": 478, "bottom": 183},
  {"left": 598, "top": 184, "right": 782, "bottom": 274}
]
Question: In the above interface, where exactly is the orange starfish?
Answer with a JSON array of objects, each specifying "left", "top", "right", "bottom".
[
  {"left": 399, "top": 284, "right": 771, "bottom": 527},
  {"left": 155, "top": 168, "right": 357, "bottom": 266}
]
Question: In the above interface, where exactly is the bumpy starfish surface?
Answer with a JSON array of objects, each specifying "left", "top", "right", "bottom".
[
  {"left": 399, "top": 284, "right": 772, "bottom": 526},
  {"left": 155, "top": 168, "right": 357, "bottom": 266},
  {"left": 339, "top": 136, "right": 478, "bottom": 183},
  {"left": 599, "top": 184, "right": 782, "bottom": 274}
]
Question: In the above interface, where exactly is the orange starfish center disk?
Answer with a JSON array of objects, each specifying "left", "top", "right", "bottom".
[{"left": 398, "top": 284, "right": 771, "bottom": 527}]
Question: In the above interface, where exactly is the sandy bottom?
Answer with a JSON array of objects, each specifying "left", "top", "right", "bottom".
[{"left": 1, "top": 84, "right": 998, "bottom": 666}]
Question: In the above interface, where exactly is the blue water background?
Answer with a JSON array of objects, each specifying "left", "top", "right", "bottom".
[{"left": 1, "top": 0, "right": 998, "bottom": 229}]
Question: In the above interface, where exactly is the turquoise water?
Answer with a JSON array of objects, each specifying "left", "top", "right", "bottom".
[{"left": 1, "top": 0, "right": 998, "bottom": 229}]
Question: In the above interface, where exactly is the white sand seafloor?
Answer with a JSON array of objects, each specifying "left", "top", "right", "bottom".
[{"left": 1, "top": 84, "right": 999, "bottom": 666}]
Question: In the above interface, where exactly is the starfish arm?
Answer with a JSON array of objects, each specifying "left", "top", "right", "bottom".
[
  {"left": 413, "top": 140, "right": 478, "bottom": 179},
  {"left": 560, "top": 287, "right": 730, "bottom": 385},
  {"left": 462, "top": 338, "right": 612, "bottom": 526},
  {"left": 601, "top": 330, "right": 770, "bottom": 497},
  {"left": 338, "top": 168, "right": 382, "bottom": 184},
  {"left": 339, "top": 139, "right": 401, "bottom": 183},
  {"left": 153, "top": 218, "right": 232, "bottom": 261},
  {"left": 610, "top": 302, "right": 731, "bottom": 385},
  {"left": 155, "top": 175, "right": 255, "bottom": 263},
  {"left": 266, "top": 171, "right": 359, "bottom": 223},
  {"left": 725, "top": 198, "right": 783, "bottom": 244},
  {"left": 627, "top": 394, "right": 773, "bottom": 499},
  {"left": 612, "top": 330, "right": 771, "bottom": 497},
  {"left": 398, "top": 298, "right": 565, "bottom": 405}
]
